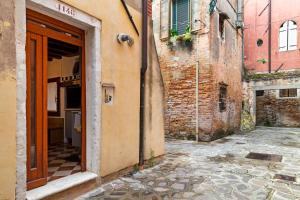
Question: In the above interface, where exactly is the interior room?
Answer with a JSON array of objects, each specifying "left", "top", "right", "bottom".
[{"left": 47, "top": 38, "right": 82, "bottom": 181}]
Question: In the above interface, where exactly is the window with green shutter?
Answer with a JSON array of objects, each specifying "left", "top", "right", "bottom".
[{"left": 171, "top": 0, "right": 190, "bottom": 35}]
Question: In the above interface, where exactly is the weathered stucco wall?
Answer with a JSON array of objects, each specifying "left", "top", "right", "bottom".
[
  {"left": 205, "top": 0, "right": 243, "bottom": 140},
  {"left": 153, "top": 0, "right": 243, "bottom": 141},
  {"left": 241, "top": 81, "right": 256, "bottom": 132},
  {"left": 0, "top": 0, "right": 17, "bottom": 199},
  {"left": 144, "top": 20, "right": 165, "bottom": 160}
]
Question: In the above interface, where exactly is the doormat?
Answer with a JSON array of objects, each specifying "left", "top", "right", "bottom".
[
  {"left": 274, "top": 174, "right": 296, "bottom": 182},
  {"left": 245, "top": 152, "right": 282, "bottom": 162}
]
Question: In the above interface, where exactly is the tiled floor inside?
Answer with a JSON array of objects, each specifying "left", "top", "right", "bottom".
[{"left": 48, "top": 144, "right": 81, "bottom": 181}]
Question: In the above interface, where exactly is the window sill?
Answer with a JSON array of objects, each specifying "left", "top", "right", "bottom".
[
  {"left": 26, "top": 172, "right": 98, "bottom": 200},
  {"left": 277, "top": 97, "right": 299, "bottom": 99},
  {"left": 278, "top": 49, "right": 299, "bottom": 53}
]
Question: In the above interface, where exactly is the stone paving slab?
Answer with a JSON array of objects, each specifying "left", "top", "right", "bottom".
[{"left": 78, "top": 127, "right": 300, "bottom": 200}]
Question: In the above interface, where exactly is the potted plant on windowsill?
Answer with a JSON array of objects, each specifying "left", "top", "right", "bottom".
[
  {"left": 168, "top": 29, "right": 179, "bottom": 48},
  {"left": 168, "top": 25, "right": 193, "bottom": 49},
  {"left": 183, "top": 25, "right": 192, "bottom": 47}
]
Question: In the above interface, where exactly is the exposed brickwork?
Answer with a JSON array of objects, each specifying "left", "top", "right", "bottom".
[
  {"left": 242, "top": 76, "right": 300, "bottom": 129},
  {"left": 153, "top": 0, "right": 243, "bottom": 141},
  {"left": 158, "top": 45, "right": 198, "bottom": 139},
  {"left": 256, "top": 90, "right": 300, "bottom": 127},
  {"left": 163, "top": 61, "right": 197, "bottom": 137}
]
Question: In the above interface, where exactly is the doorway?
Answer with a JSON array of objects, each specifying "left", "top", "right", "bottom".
[{"left": 26, "top": 9, "right": 86, "bottom": 190}]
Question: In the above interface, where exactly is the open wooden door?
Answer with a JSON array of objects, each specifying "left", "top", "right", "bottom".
[
  {"left": 26, "top": 32, "right": 48, "bottom": 190},
  {"left": 26, "top": 9, "right": 86, "bottom": 190}
]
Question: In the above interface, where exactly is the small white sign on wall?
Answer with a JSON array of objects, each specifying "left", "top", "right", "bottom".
[
  {"left": 56, "top": 3, "right": 76, "bottom": 17},
  {"left": 102, "top": 83, "right": 115, "bottom": 106}
]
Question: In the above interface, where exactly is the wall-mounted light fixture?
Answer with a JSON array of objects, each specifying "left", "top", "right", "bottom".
[{"left": 117, "top": 33, "right": 134, "bottom": 46}]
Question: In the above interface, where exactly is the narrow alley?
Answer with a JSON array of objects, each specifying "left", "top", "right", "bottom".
[
  {"left": 1, "top": 0, "right": 300, "bottom": 199},
  {"left": 79, "top": 127, "right": 300, "bottom": 200}
]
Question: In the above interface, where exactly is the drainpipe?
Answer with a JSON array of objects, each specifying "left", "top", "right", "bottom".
[
  {"left": 268, "top": 0, "right": 272, "bottom": 73},
  {"left": 195, "top": 61, "right": 199, "bottom": 142},
  {"left": 238, "top": 0, "right": 245, "bottom": 78},
  {"left": 139, "top": 0, "right": 148, "bottom": 166},
  {"left": 195, "top": 33, "right": 200, "bottom": 142}
]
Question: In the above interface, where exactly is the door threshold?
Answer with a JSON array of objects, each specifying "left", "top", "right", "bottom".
[{"left": 26, "top": 172, "right": 97, "bottom": 200}]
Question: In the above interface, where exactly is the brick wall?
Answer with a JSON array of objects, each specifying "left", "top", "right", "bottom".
[
  {"left": 242, "top": 75, "right": 300, "bottom": 129},
  {"left": 153, "top": 0, "right": 243, "bottom": 141},
  {"left": 159, "top": 45, "right": 199, "bottom": 139},
  {"left": 147, "top": 0, "right": 152, "bottom": 17},
  {"left": 256, "top": 90, "right": 300, "bottom": 127}
]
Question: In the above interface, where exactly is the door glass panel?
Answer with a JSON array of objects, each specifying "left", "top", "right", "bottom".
[{"left": 30, "top": 39, "right": 37, "bottom": 169}]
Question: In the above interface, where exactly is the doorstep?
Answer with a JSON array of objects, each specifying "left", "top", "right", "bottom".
[{"left": 26, "top": 172, "right": 98, "bottom": 200}]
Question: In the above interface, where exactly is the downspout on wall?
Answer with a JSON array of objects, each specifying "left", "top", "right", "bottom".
[
  {"left": 139, "top": 0, "right": 148, "bottom": 166},
  {"left": 238, "top": 0, "right": 244, "bottom": 77},
  {"left": 195, "top": 34, "right": 200, "bottom": 142},
  {"left": 268, "top": 0, "right": 272, "bottom": 73},
  {"left": 195, "top": 61, "right": 199, "bottom": 142}
]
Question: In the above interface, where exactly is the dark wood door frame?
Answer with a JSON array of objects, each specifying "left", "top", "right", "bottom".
[
  {"left": 26, "top": 9, "right": 86, "bottom": 190},
  {"left": 26, "top": 32, "right": 48, "bottom": 190}
]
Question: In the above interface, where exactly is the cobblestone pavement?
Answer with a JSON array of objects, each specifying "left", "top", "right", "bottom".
[{"left": 78, "top": 127, "right": 300, "bottom": 200}]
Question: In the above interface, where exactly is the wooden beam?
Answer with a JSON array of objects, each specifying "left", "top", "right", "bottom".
[{"left": 48, "top": 52, "right": 62, "bottom": 59}]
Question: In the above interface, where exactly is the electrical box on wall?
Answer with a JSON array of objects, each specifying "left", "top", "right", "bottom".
[{"left": 102, "top": 83, "right": 115, "bottom": 105}]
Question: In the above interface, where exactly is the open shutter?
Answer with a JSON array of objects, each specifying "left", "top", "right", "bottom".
[
  {"left": 160, "top": 0, "right": 170, "bottom": 39},
  {"left": 279, "top": 22, "right": 288, "bottom": 51},
  {"left": 191, "top": 0, "right": 201, "bottom": 31},
  {"left": 288, "top": 21, "right": 297, "bottom": 50}
]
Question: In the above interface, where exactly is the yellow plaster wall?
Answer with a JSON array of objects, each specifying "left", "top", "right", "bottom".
[
  {"left": 0, "top": 73, "right": 16, "bottom": 200},
  {"left": 60, "top": 0, "right": 143, "bottom": 176},
  {"left": 0, "top": 0, "right": 164, "bottom": 198},
  {"left": 144, "top": 23, "right": 165, "bottom": 160},
  {"left": 0, "top": 0, "right": 17, "bottom": 198}
]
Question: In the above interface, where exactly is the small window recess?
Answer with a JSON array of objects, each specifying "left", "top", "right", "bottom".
[
  {"left": 279, "top": 88, "right": 298, "bottom": 98},
  {"left": 219, "top": 83, "right": 228, "bottom": 112},
  {"left": 256, "top": 90, "right": 264, "bottom": 97},
  {"left": 219, "top": 12, "right": 229, "bottom": 41}
]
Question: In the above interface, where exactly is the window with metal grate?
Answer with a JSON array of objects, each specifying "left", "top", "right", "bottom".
[{"left": 219, "top": 84, "right": 227, "bottom": 112}]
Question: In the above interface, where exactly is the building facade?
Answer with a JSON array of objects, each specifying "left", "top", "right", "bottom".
[
  {"left": 242, "top": 0, "right": 300, "bottom": 129},
  {"left": 0, "top": 0, "right": 165, "bottom": 199},
  {"left": 244, "top": 0, "right": 300, "bottom": 72},
  {"left": 152, "top": 0, "right": 243, "bottom": 141}
]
